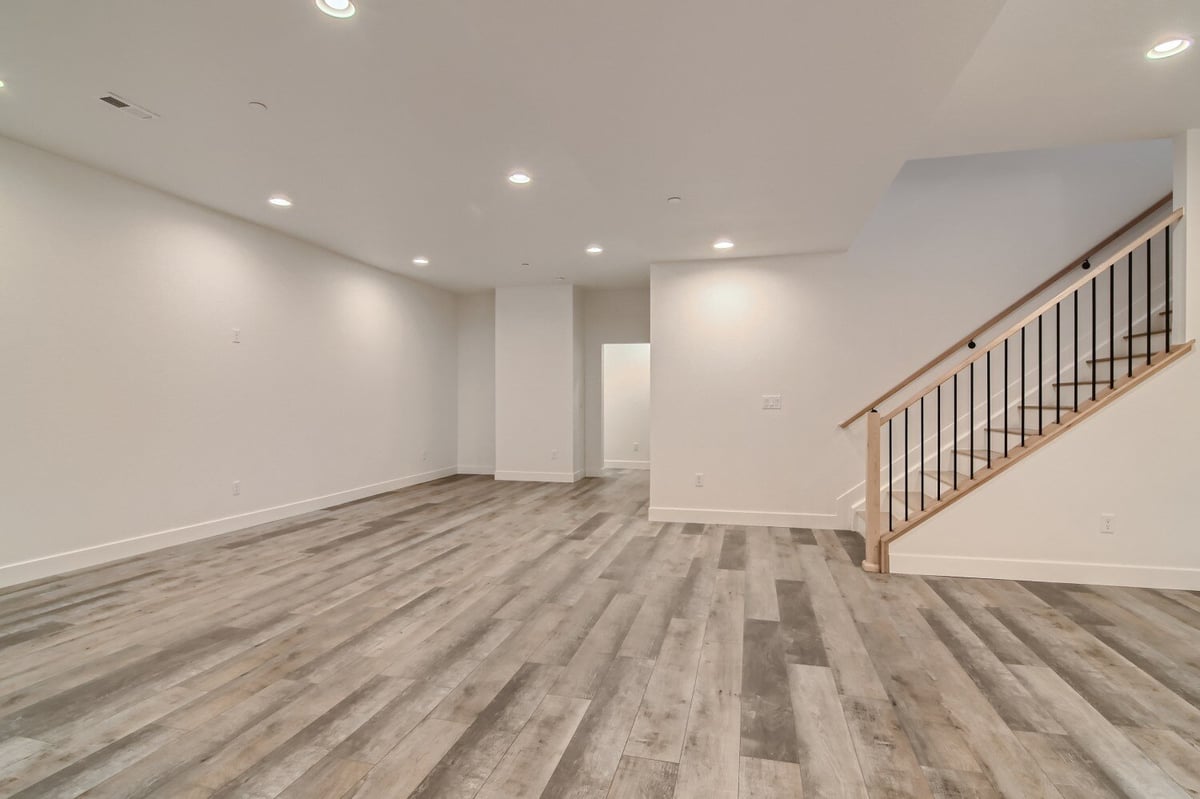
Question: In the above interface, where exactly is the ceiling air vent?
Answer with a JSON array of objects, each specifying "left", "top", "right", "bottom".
[{"left": 99, "top": 93, "right": 159, "bottom": 120}]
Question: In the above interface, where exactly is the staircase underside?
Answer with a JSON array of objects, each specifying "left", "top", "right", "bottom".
[{"left": 877, "top": 340, "right": 1194, "bottom": 573}]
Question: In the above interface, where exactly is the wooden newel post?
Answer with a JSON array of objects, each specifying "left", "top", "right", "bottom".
[{"left": 863, "top": 410, "right": 882, "bottom": 573}]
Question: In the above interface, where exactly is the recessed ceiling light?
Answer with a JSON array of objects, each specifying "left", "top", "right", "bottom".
[
  {"left": 316, "top": 0, "right": 356, "bottom": 18},
  {"left": 667, "top": 196, "right": 682, "bottom": 205},
  {"left": 508, "top": 171, "right": 532, "bottom": 185},
  {"left": 586, "top": 245, "right": 603, "bottom": 254},
  {"left": 713, "top": 239, "right": 735, "bottom": 250},
  {"left": 1147, "top": 37, "right": 1192, "bottom": 59},
  {"left": 0, "top": 80, "right": 6, "bottom": 89},
  {"left": 413, "top": 256, "right": 429, "bottom": 266},
  {"left": 521, "top": 262, "right": 531, "bottom": 267},
  {"left": 248, "top": 101, "right": 268, "bottom": 111},
  {"left": 268, "top": 194, "right": 293, "bottom": 208}
]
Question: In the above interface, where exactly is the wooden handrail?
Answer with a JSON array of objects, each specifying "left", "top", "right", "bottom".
[
  {"left": 838, "top": 192, "right": 1174, "bottom": 428},
  {"left": 879, "top": 206, "right": 1184, "bottom": 424}
]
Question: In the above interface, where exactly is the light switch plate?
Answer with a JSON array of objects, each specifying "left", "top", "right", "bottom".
[{"left": 762, "top": 394, "right": 782, "bottom": 410}]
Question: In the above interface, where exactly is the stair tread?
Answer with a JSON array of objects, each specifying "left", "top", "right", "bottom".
[
  {"left": 1089, "top": 351, "right": 1163, "bottom": 364},
  {"left": 928, "top": 470, "right": 970, "bottom": 486},
  {"left": 985, "top": 426, "right": 1040, "bottom": 435},
  {"left": 954, "top": 449, "right": 1003, "bottom": 460}
]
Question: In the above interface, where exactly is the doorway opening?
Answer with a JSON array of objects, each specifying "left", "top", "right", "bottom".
[{"left": 601, "top": 342, "right": 650, "bottom": 470}]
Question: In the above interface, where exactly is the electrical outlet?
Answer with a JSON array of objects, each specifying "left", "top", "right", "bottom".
[
  {"left": 633, "top": 442, "right": 639, "bottom": 452},
  {"left": 694, "top": 473, "right": 704, "bottom": 487},
  {"left": 422, "top": 450, "right": 428, "bottom": 461},
  {"left": 1100, "top": 513, "right": 1115, "bottom": 534},
  {"left": 232, "top": 480, "right": 241, "bottom": 496},
  {"left": 232, "top": 328, "right": 241, "bottom": 344},
  {"left": 551, "top": 449, "right": 558, "bottom": 461}
]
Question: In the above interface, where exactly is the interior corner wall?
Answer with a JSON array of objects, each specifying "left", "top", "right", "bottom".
[
  {"left": 456, "top": 291, "right": 496, "bottom": 474},
  {"left": 583, "top": 288, "right": 652, "bottom": 476},
  {"left": 650, "top": 138, "right": 1173, "bottom": 530},
  {"left": 573, "top": 286, "right": 586, "bottom": 479},
  {"left": 0, "top": 135, "right": 458, "bottom": 587},
  {"left": 494, "top": 284, "right": 581, "bottom": 481}
]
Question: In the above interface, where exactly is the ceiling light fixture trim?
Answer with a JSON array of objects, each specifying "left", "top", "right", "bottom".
[
  {"left": 268, "top": 194, "right": 293, "bottom": 208},
  {"left": 316, "top": 0, "right": 356, "bottom": 19},
  {"left": 713, "top": 238, "right": 735, "bottom": 250},
  {"left": 508, "top": 171, "right": 532, "bottom": 185},
  {"left": 586, "top": 245, "right": 604, "bottom": 254},
  {"left": 1146, "top": 37, "right": 1192, "bottom": 59}
]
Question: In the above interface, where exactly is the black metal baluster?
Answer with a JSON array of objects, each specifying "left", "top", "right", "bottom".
[
  {"left": 936, "top": 383, "right": 942, "bottom": 501},
  {"left": 986, "top": 351, "right": 991, "bottom": 468},
  {"left": 1166, "top": 225, "right": 1172, "bottom": 354},
  {"left": 1003, "top": 339, "right": 1009, "bottom": 457},
  {"left": 953, "top": 373, "right": 958, "bottom": 491},
  {"left": 1073, "top": 291, "right": 1079, "bottom": 412},
  {"left": 1109, "top": 264, "right": 1115, "bottom": 389},
  {"left": 1128, "top": 252, "right": 1134, "bottom": 379},
  {"left": 1091, "top": 278, "right": 1097, "bottom": 401},
  {"left": 1021, "top": 326, "right": 1026, "bottom": 447},
  {"left": 920, "top": 395, "right": 925, "bottom": 511},
  {"left": 1038, "top": 315, "right": 1044, "bottom": 435},
  {"left": 969, "top": 361, "right": 975, "bottom": 479},
  {"left": 1146, "top": 239, "right": 1153, "bottom": 365},
  {"left": 1055, "top": 303, "right": 1061, "bottom": 426},
  {"left": 904, "top": 408, "right": 909, "bottom": 522}
]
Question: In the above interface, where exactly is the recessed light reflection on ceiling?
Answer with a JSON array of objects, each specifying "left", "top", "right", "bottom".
[
  {"left": 508, "top": 172, "right": 532, "bottom": 185},
  {"left": 1146, "top": 37, "right": 1192, "bottom": 59},
  {"left": 316, "top": 0, "right": 356, "bottom": 18},
  {"left": 268, "top": 194, "right": 293, "bottom": 208},
  {"left": 413, "top": 257, "right": 430, "bottom": 266},
  {"left": 586, "top": 245, "right": 603, "bottom": 254},
  {"left": 713, "top": 239, "right": 735, "bottom": 250},
  {"left": 0, "top": 80, "right": 6, "bottom": 89}
]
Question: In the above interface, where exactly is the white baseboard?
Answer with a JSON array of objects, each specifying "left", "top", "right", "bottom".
[
  {"left": 494, "top": 470, "right": 582, "bottom": 483},
  {"left": 890, "top": 552, "right": 1200, "bottom": 590},
  {"left": 0, "top": 466, "right": 458, "bottom": 589},
  {"left": 456, "top": 465, "right": 496, "bottom": 475},
  {"left": 603, "top": 460, "right": 650, "bottom": 470},
  {"left": 648, "top": 506, "right": 837, "bottom": 528}
]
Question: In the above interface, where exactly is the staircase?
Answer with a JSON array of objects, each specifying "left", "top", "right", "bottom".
[{"left": 851, "top": 202, "right": 1191, "bottom": 573}]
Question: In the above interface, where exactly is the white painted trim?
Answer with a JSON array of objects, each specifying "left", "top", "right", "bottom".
[
  {"left": 0, "top": 467, "right": 458, "bottom": 588},
  {"left": 456, "top": 465, "right": 496, "bottom": 475},
  {"left": 494, "top": 470, "right": 581, "bottom": 483},
  {"left": 603, "top": 459, "right": 650, "bottom": 470},
  {"left": 890, "top": 552, "right": 1200, "bottom": 590},
  {"left": 648, "top": 506, "right": 837, "bottom": 527}
]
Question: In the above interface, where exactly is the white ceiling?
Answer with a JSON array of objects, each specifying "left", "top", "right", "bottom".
[
  {"left": 1, "top": 1, "right": 1196, "bottom": 291},
  {"left": 0, "top": 0, "right": 1002, "bottom": 290},
  {"left": 920, "top": 0, "right": 1200, "bottom": 159}
]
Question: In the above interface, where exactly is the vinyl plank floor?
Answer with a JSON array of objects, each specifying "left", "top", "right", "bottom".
[{"left": 0, "top": 469, "right": 1197, "bottom": 797}]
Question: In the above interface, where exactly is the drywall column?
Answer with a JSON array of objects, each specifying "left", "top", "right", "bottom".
[
  {"left": 494, "top": 285, "right": 584, "bottom": 481},
  {"left": 457, "top": 292, "right": 496, "bottom": 474},
  {"left": 1174, "top": 130, "right": 1200, "bottom": 342}
]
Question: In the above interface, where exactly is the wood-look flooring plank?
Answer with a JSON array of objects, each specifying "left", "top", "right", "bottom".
[
  {"left": 0, "top": 470, "right": 1196, "bottom": 799},
  {"left": 624, "top": 617, "right": 705, "bottom": 763},
  {"left": 608, "top": 755, "right": 678, "bottom": 798}
]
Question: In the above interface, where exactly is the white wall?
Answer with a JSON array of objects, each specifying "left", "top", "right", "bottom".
[
  {"left": 456, "top": 292, "right": 495, "bottom": 474},
  {"left": 650, "top": 138, "right": 1173, "bottom": 528},
  {"left": 602, "top": 344, "right": 651, "bottom": 469},
  {"left": 494, "top": 285, "right": 582, "bottom": 481},
  {"left": 0, "top": 136, "right": 458, "bottom": 586},
  {"left": 583, "top": 288, "right": 652, "bottom": 476},
  {"left": 890, "top": 130, "right": 1200, "bottom": 589}
]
